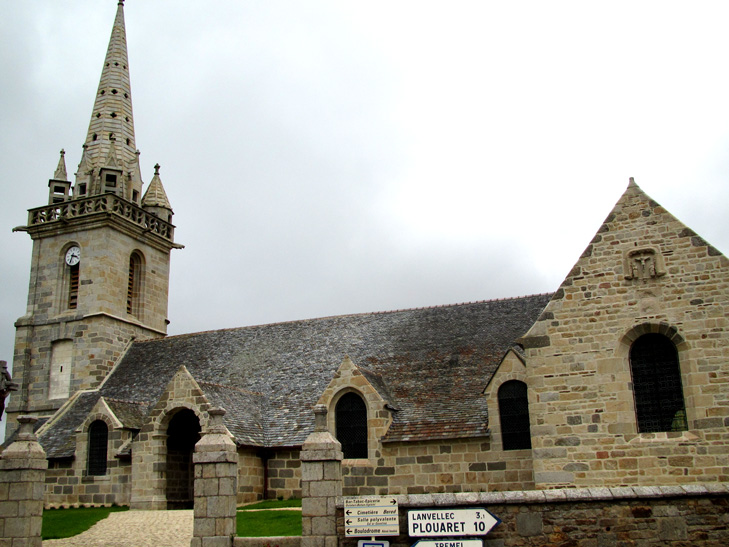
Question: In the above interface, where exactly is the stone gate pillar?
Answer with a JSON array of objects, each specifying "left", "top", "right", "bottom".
[
  {"left": 191, "top": 407, "right": 238, "bottom": 547},
  {"left": 0, "top": 415, "right": 48, "bottom": 547},
  {"left": 301, "top": 404, "right": 343, "bottom": 547}
]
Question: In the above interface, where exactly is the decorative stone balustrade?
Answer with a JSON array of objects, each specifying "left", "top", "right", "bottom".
[{"left": 26, "top": 194, "right": 174, "bottom": 241}]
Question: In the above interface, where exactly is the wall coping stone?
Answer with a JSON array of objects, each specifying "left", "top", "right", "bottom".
[{"left": 335, "top": 483, "right": 729, "bottom": 508}]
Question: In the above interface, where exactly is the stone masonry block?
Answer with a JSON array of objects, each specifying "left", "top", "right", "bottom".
[
  {"left": 215, "top": 517, "right": 235, "bottom": 536},
  {"left": 302, "top": 463, "right": 324, "bottom": 482},
  {"left": 310, "top": 481, "right": 341, "bottom": 498},
  {"left": 516, "top": 513, "right": 543, "bottom": 536},
  {"left": 302, "top": 497, "right": 327, "bottom": 517},
  {"left": 194, "top": 517, "right": 216, "bottom": 537},
  {"left": 322, "top": 462, "right": 341, "bottom": 481},
  {"left": 202, "top": 537, "right": 233, "bottom": 547},
  {"left": 311, "top": 515, "right": 336, "bottom": 536},
  {"left": 0, "top": 501, "right": 19, "bottom": 518}
]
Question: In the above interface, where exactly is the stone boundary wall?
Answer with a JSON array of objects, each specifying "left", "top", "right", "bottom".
[
  {"left": 234, "top": 537, "right": 301, "bottom": 547},
  {"left": 336, "top": 484, "right": 729, "bottom": 547}
]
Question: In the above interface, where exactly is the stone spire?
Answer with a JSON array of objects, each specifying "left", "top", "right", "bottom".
[
  {"left": 75, "top": 0, "right": 143, "bottom": 201},
  {"left": 48, "top": 149, "right": 71, "bottom": 204},
  {"left": 54, "top": 149, "right": 68, "bottom": 181},
  {"left": 142, "top": 164, "right": 174, "bottom": 221}
]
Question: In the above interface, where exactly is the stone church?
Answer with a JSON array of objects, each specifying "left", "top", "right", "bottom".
[{"left": 4, "top": 2, "right": 728, "bottom": 510}]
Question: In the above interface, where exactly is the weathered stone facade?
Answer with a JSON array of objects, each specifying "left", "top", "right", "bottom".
[
  {"left": 521, "top": 180, "right": 729, "bottom": 490},
  {"left": 44, "top": 398, "right": 133, "bottom": 508},
  {"left": 267, "top": 450, "right": 303, "bottom": 501}
]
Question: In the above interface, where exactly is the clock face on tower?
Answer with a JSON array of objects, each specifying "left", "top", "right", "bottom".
[{"left": 65, "top": 246, "right": 81, "bottom": 266}]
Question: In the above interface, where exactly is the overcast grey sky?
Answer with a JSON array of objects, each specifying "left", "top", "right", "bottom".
[{"left": 1, "top": 1, "right": 729, "bottom": 438}]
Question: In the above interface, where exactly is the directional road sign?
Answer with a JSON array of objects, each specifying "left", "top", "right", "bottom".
[
  {"left": 408, "top": 508, "right": 500, "bottom": 537},
  {"left": 344, "top": 496, "right": 400, "bottom": 537},
  {"left": 412, "top": 540, "right": 483, "bottom": 547}
]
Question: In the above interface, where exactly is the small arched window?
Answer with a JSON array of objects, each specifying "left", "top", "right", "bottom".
[
  {"left": 87, "top": 420, "right": 108, "bottom": 476},
  {"left": 630, "top": 333, "right": 687, "bottom": 433},
  {"left": 127, "top": 252, "right": 143, "bottom": 317},
  {"left": 335, "top": 392, "right": 368, "bottom": 459},
  {"left": 498, "top": 380, "right": 532, "bottom": 450}
]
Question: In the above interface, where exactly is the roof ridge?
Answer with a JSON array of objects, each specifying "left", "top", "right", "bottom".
[{"left": 138, "top": 292, "right": 555, "bottom": 343}]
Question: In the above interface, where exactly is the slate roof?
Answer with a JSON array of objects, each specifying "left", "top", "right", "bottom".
[{"left": 38, "top": 293, "right": 551, "bottom": 458}]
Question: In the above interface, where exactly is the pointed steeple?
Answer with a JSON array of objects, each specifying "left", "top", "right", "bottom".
[
  {"left": 48, "top": 149, "right": 71, "bottom": 204},
  {"left": 142, "top": 164, "right": 173, "bottom": 222},
  {"left": 76, "top": 0, "right": 142, "bottom": 201},
  {"left": 54, "top": 149, "right": 68, "bottom": 181}
]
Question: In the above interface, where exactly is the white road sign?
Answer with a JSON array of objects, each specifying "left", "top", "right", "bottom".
[
  {"left": 412, "top": 540, "right": 483, "bottom": 547},
  {"left": 408, "top": 509, "right": 500, "bottom": 537},
  {"left": 345, "top": 496, "right": 400, "bottom": 537}
]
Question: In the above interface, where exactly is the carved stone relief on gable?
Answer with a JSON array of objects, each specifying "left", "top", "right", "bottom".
[{"left": 624, "top": 247, "right": 666, "bottom": 281}]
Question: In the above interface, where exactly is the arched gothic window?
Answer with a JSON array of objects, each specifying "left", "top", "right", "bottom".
[
  {"left": 127, "top": 252, "right": 143, "bottom": 317},
  {"left": 335, "top": 392, "right": 368, "bottom": 459},
  {"left": 87, "top": 420, "right": 108, "bottom": 476},
  {"left": 498, "top": 380, "right": 532, "bottom": 450},
  {"left": 629, "top": 333, "right": 687, "bottom": 432}
]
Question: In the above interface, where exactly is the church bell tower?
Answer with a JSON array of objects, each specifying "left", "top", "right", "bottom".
[{"left": 7, "top": 1, "right": 181, "bottom": 432}]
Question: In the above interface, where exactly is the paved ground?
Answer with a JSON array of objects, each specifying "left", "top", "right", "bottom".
[{"left": 43, "top": 510, "right": 194, "bottom": 547}]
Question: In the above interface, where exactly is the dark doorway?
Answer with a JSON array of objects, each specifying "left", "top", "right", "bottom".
[
  {"left": 166, "top": 409, "right": 201, "bottom": 509},
  {"left": 335, "top": 392, "right": 368, "bottom": 459}
]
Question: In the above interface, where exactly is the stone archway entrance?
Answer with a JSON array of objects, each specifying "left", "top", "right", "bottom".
[{"left": 166, "top": 408, "right": 201, "bottom": 509}]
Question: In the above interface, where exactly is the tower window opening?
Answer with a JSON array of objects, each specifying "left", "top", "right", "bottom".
[
  {"left": 127, "top": 252, "right": 143, "bottom": 317},
  {"left": 68, "top": 263, "right": 79, "bottom": 309},
  {"left": 132, "top": 190, "right": 139, "bottom": 203},
  {"left": 105, "top": 173, "right": 117, "bottom": 187},
  {"left": 77, "top": 183, "right": 87, "bottom": 196},
  {"left": 92, "top": 134, "right": 98, "bottom": 141},
  {"left": 96, "top": 113, "right": 101, "bottom": 118},
  {"left": 51, "top": 185, "right": 67, "bottom": 203}
]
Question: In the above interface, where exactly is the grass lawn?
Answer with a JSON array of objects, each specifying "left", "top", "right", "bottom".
[
  {"left": 239, "top": 498, "right": 302, "bottom": 511},
  {"left": 42, "top": 506, "right": 129, "bottom": 540},
  {"left": 237, "top": 499, "right": 302, "bottom": 536}
]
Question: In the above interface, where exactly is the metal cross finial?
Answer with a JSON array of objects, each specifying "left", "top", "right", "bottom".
[{"left": 154, "top": 163, "right": 160, "bottom": 175}]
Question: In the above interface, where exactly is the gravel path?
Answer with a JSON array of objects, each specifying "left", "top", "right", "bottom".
[{"left": 43, "top": 509, "right": 193, "bottom": 547}]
